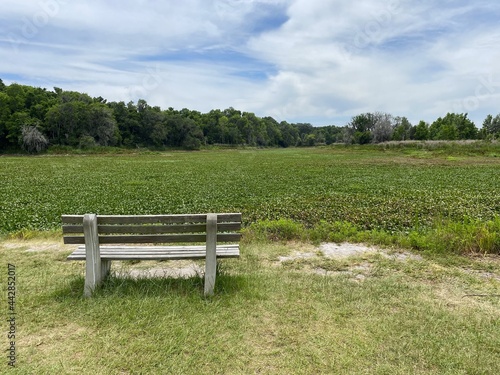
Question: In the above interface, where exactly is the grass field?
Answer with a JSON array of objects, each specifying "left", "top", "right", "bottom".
[
  {"left": 1, "top": 144, "right": 499, "bottom": 254},
  {"left": 1, "top": 144, "right": 500, "bottom": 373},
  {"left": 1, "top": 238, "right": 499, "bottom": 374}
]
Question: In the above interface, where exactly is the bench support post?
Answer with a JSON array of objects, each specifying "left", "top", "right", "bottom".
[
  {"left": 101, "top": 260, "right": 111, "bottom": 281},
  {"left": 83, "top": 214, "right": 101, "bottom": 297},
  {"left": 204, "top": 213, "right": 217, "bottom": 296}
]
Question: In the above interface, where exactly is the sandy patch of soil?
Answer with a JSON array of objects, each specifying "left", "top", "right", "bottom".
[
  {"left": 318, "top": 242, "right": 423, "bottom": 261},
  {"left": 1, "top": 240, "right": 73, "bottom": 252},
  {"left": 277, "top": 242, "right": 424, "bottom": 281},
  {"left": 115, "top": 261, "right": 203, "bottom": 279}
]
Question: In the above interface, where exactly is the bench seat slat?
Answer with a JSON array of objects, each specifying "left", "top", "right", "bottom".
[{"left": 67, "top": 245, "right": 240, "bottom": 261}]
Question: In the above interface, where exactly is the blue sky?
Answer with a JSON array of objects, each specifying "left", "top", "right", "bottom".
[{"left": 1, "top": 0, "right": 500, "bottom": 127}]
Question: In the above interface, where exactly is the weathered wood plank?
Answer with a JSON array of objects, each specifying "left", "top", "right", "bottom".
[
  {"left": 69, "top": 244, "right": 238, "bottom": 252},
  {"left": 217, "top": 213, "right": 242, "bottom": 223},
  {"left": 63, "top": 224, "right": 205, "bottom": 234},
  {"left": 67, "top": 245, "right": 240, "bottom": 260},
  {"left": 63, "top": 233, "right": 241, "bottom": 245},
  {"left": 64, "top": 234, "right": 205, "bottom": 244},
  {"left": 62, "top": 225, "right": 82, "bottom": 234},
  {"left": 97, "top": 214, "right": 207, "bottom": 224},
  {"left": 70, "top": 253, "right": 239, "bottom": 261},
  {"left": 83, "top": 214, "right": 100, "bottom": 298},
  {"left": 61, "top": 215, "right": 86, "bottom": 224},
  {"left": 62, "top": 213, "right": 242, "bottom": 225},
  {"left": 100, "top": 234, "right": 208, "bottom": 243},
  {"left": 62, "top": 222, "right": 241, "bottom": 235},
  {"left": 68, "top": 252, "right": 240, "bottom": 260},
  {"left": 204, "top": 213, "right": 217, "bottom": 296},
  {"left": 63, "top": 237, "right": 86, "bottom": 244},
  {"left": 95, "top": 213, "right": 241, "bottom": 225}
]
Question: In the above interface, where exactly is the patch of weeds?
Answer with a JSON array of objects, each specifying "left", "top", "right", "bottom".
[
  {"left": 246, "top": 219, "right": 306, "bottom": 242},
  {"left": 309, "top": 220, "right": 360, "bottom": 243},
  {"left": 427, "top": 217, "right": 500, "bottom": 255},
  {"left": 7, "top": 229, "right": 61, "bottom": 240}
]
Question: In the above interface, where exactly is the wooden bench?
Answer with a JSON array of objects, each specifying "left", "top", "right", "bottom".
[{"left": 62, "top": 213, "right": 241, "bottom": 297}]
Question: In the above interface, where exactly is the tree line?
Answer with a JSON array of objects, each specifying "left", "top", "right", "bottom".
[{"left": 1, "top": 79, "right": 499, "bottom": 153}]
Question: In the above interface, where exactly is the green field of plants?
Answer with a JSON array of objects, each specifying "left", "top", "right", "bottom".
[
  {"left": 1, "top": 144, "right": 499, "bottom": 253},
  {"left": 1, "top": 144, "right": 500, "bottom": 374}
]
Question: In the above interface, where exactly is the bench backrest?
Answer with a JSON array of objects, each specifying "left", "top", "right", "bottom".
[{"left": 62, "top": 213, "right": 242, "bottom": 245}]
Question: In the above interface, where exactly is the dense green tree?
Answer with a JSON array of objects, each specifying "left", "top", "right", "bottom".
[
  {"left": 89, "top": 104, "right": 118, "bottom": 146},
  {"left": 240, "top": 112, "right": 256, "bottom": 145},
  {"left": 320, "top": 125, "right": 343, "bottom": 144},
  {"left": 0, "top": 79, "right": 491, "bottom": 152},
  {"left": 481, "top": 114, "right": 500, "bottom": 139},
  {"left": 392, "top": 117, "right": 412, "bottom": 141},
  {"left": 429, "top": 113, "right": 476, "bottom": 140},
  {"left": 295, "top": 123, "right": 314, "bottom": 144},
  {"left": 27, "top": 87, "right": 58, "bottom": 121},
  {"left": 279, "top": 121, "right": 299, "bottom": 147},
  {"left": 413, "top": 121, "right": 429, "bottom": 140},
  {"left": 313, "top": 129, "right": 326, "bottom": 144},
  {"left": 137, "top": 103, "right": 165, "bottom": 146},
  {"left": 347, "top": 113, "right": 377, "bottom": 144},
  {"left": 5, "top": 111, "right": 39, "bottom": 146},
  {"left": 202, "top": 109, "right": 220, "bottom": 144},
  {"left": 45, "top": 101, "right": 89, "bottom": 145},
  {"left": 5, "top": 84, "right": 28, "bottom": 113},
  {"left": 0, "top": 92, "right": 11, "bottom": 148},
  {"left": 225, "top": 120, "right": 242, "bottom": 145},
  {"left": 455, "top": 113, "right": 477, "bottom": 139},
  {"left": 44, "top": 91, "right": 118, "bottom": 146},
  {"left": 303, "top": 133, "right": 316, "bottom": 146},
  {"left": 165, "top": 114, "right": 203, "bottom": 149},
  {"left": 262, "top": 116, "right": 282, "bottom": 146},
  {"left": 60, "top": 90, "right": 93, "bottom": 104}
]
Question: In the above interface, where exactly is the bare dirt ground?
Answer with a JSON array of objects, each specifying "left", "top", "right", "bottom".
[
  {"left": 278, "top": 242, "right": 423, "bottom": 261},
  {"left": 275, "top": 242, "right": 425, "bottom": 281}
]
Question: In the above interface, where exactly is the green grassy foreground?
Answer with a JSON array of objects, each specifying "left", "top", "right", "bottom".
[{"left": 1, "top": 238, "right": 499, "bottom": 374}]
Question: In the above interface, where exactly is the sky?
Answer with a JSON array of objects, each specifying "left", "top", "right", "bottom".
[{"left": 1, "top": 0, "right": 500, "bottom": 127}]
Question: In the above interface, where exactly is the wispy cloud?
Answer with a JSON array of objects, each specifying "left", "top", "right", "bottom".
[{"left": 1, "top": 0, "right": 499, "bottom": 126}]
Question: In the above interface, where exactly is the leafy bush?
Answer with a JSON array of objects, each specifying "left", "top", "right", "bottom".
[
  {"left": 309, "top": 220, "right": 359, "bottom": 243},
  {"left": 182, "top": 135, "right": 201, "bottom": 150},
  {"left": 78, "top": 135, "right": 98, "bottom": 149},
  {"left": 246, "top": 219, "right": 305, "bottom": 241}
]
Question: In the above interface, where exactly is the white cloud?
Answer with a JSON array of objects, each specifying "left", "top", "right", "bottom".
[
  {"left": 244, "top": 0, "right": 500, "bottom": 124},
  {"left": 1, "top": 0, "right": 500, "bottom": 126}
]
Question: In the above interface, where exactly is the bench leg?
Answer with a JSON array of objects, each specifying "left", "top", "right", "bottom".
[
  {"left": 101, "top": 260, "right": 111, "bottom": 281},
  {"left": 204, "top": 214, "right": 217, "bottom": 296},
  {"left": 83, "top": 214, "right": 101, "bottom": 297}
]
